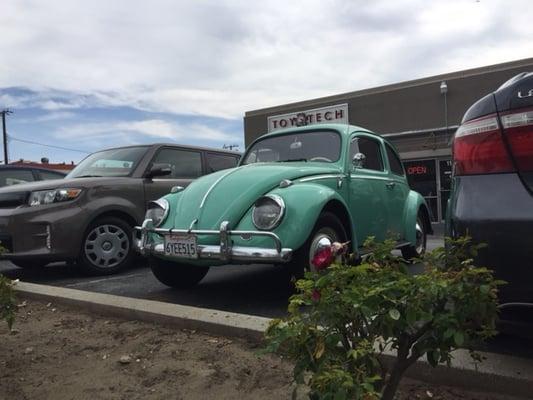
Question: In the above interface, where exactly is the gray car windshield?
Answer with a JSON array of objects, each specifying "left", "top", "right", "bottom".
[
  {"left": 67, "top": 147, "right": 148, "bottom": 178},
  {"left": 242, "top": 130, "right": 341, "bottom": 164}
]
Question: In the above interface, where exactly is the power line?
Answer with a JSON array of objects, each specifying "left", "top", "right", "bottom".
[{"left": 8, "top": 135, "right": 90, "bottom": 154}]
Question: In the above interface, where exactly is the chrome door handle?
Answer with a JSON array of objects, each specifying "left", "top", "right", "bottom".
[{"left": 386, "top": 182, "right": 396, "bottom": 189}]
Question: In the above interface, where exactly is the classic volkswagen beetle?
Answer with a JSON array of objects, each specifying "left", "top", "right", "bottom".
[{"left": 135, "top": 124, "right": 432, "bottom": 288}]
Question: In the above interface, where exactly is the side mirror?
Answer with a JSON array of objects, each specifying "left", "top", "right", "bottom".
[
  {"left": 352, "top": 152, "right": 366, "bottom": 169},
  {"left": 146, "top": 163, "right": 172, "bottom": 179}
]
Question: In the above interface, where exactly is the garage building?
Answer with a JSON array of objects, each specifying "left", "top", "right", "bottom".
[{"left": 243, "top": 57, "right": 533, "bottom": 222}]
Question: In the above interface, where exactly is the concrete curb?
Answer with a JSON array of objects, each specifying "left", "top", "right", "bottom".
[
  {"left": 14, "top": 281, "right": 533, "bottom": 399},
  {"left": 15, "top": 281, "right": 269, "bottom": 341}
]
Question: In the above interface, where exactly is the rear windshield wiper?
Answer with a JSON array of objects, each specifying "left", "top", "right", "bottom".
[{"left": 278, "top": 158, "right": 307, "bottom": 162}]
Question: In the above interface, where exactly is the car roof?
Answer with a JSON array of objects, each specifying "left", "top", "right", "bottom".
[
  {"left": 88, "top": 143, "right": 241, "bottom": 156},
  {"left": 0, "top": 165, "right": 67, "bottom": 174},
  {"left": 254, "top": 123, "right": 375, "bottom": 141}
]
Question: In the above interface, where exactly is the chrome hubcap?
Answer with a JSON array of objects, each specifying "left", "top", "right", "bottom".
[
  {"left": 308, "top": 227, "right": 337, "bottom": 272},
  {"left": 84, "top": 224, "right": 129, "bottom": 268},
  {"left": 415, "top": 219, "right": 425, "bottom": 255}
]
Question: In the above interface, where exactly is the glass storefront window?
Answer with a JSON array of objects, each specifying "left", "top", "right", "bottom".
[{"left": 404, "top": 160, "right": 437, "bottom": 196}]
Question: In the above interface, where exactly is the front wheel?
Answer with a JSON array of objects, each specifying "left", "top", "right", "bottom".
[
  {"left": 150, "top": 257, "right": 209, "bottom": 289},
  {"left": 78, "top": 216, "right": 134, "bottom": 275},
  {"left": 289, "top": 211, "right": 347, "bottom": 277},
  {"left": 401, "top": 212, "right": 427, "bottom": 260}
]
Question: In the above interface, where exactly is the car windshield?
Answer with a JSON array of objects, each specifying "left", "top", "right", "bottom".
[
  {"left": 67, "top": 146, "right": 148, "bottom": 178},
  {"left": 242, "top": 130, "right": 341, "bottom": 165}
]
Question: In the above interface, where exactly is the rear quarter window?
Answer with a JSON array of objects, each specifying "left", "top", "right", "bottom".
[{"left": 386, "top": 144, "right": 404, "bottom": 176}]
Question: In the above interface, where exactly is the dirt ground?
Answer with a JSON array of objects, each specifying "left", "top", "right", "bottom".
[{"left": 0, "top": 300, "right": 528, "bottom": 400}]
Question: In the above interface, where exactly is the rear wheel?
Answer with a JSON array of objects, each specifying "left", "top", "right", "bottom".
[
  {"left": 78, "top": 216, "right": 134, "bottom": 275},
  {"left": 401, "top": 212, "right": 427, "bottom": 260},
  {"left": 290, "top": 211, "right": 347, "bottom": 277},
  {"left": 150, "top": 257, "right": 209, "bottom": 289}
]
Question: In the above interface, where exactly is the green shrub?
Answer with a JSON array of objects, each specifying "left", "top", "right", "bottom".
[
  {"left": 265, "top": 237, "right": 502, "bottom": 400},
  {"left": 0, "top": 274, "right": 17, "bottom": 330}
]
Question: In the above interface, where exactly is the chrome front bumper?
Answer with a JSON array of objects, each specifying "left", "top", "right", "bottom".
[{"left": 134, "top": 219, "right": 293, "bottom": 263}]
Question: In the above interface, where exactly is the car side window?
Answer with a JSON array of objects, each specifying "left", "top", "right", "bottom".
[
  {"left": 385, "top": 144, "right": 404, "bottom": 176},
  {"left": 151, "top": 148, "right": 202, "bottom": 179},
  {"left": 206, "top": 153, "right": 239, "bottom": 173},
  {"left": 0, "top": 169, "right": 35, "bottom": 186},
  {"left": 350, "top": 137, "right": 384, "bottom": 171},
  {"left": 39, "top": 170, "right": 66, "bottom": 180}
]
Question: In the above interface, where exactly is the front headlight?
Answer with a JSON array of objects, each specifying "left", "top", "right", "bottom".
[
  {"left": 28, "top": 188, "right": 82, "bottom": 207},
  {"left": 252, "top": 194, "right": 285, "bottom": 230},
  {"left": 145, "top": 198, "right": 169, "bottom": 227}
]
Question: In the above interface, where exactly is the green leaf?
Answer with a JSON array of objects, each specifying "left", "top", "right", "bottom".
[
  {"left": 334, "top": 388, "right": 347, "bottom": 400},
  {"left": 443, "top": 328, "right": 455, "bottom": 339},
  {"left": 389, "top": 309, "right": 401, "bottom": 320},
  {"left": 454, "top": 331, "right": 464, "bottom": 347},
  {"left": 406, "top": 308, "right": 416, "bottom": 325}
]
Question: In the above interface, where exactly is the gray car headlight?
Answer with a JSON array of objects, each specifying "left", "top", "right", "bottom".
[
  {"left": 252, "top": 194, "right": 285, "bottom": 230},
  {"left": 145, "top": 198, "right": 169, "bottom": 227},
  {"left": 28, "top": 188, "right": 82, "bottom": 207}
]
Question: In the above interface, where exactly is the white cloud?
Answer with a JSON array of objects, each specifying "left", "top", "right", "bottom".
[
  {"left": 54, "top": 119, "right": 235, "bottom": 143},
  {"left": 0, "top": 0, "right": 532, "bottom": 119}
]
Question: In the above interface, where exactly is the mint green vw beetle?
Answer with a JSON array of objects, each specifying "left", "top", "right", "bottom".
[{"left": 135, "top": 124, "right": 432, "bottom": 288}]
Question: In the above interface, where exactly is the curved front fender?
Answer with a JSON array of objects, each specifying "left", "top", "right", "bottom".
[
  {"left": 403, "top": 190, "right": 430, "bottom": 244},
  {"left": 233, "top": 182, "right": 355, "bottom": 252}
]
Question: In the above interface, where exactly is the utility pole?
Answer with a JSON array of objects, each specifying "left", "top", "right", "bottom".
[{"left": 1, "top": 109, "right": 12, "bottom": 164}]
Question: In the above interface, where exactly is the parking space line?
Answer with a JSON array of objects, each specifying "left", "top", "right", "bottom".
[{"left": 65, "top": 272, "right": 146, "bottom": 287}]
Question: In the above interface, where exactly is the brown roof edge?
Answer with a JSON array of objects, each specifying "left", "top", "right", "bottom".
[{"left": 245, "top": 57, "right": 533, "bottom": 117}]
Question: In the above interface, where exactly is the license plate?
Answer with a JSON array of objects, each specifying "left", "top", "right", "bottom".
[{"left": 164, "top": 234, "right": 198, "bottom": 259}]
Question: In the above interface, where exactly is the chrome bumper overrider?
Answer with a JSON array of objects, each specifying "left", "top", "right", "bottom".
[{"left": 134, "top": 219, "right": 293, "bottom": 263}]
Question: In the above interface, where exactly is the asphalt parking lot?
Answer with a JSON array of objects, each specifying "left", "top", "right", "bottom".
[{"left": 1, "top": 235, "right": 532, "bottom": 358}]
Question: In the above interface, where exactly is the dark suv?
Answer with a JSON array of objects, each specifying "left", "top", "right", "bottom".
[
  {"left": 0, "top": 144, "right": 240, "bottom": 275},
  {"left": 447, "top": 72, "right": 533, "bottom": 313}
]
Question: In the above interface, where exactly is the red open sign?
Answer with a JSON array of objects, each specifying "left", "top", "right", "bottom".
[{"left": 407, "top": 165, "right": 428, "bottom": 175}]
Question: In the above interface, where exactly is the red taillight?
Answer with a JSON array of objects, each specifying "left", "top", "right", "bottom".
[
  {"left": 453, "top": 114, "right": 515, "bottom": 175},
  {"left": 501, "top": 108, "right": 533, "bottom": 172}
]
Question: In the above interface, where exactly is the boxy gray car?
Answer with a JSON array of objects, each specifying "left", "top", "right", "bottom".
[{"left": 0, "top": 144, "right": 240, "bottom": 275}]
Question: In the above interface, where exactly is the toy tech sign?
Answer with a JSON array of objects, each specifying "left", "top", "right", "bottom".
[{"left": 267, "top": 104, "right": 349, "bottom": 132}]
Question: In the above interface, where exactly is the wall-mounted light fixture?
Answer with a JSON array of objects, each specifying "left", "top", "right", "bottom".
[{"left": 440, "top": 81, "right": 449, "bottom": 142}]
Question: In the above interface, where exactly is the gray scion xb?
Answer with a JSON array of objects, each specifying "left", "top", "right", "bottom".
[{"left": 0, "top": 144, "right": 240, "bottom": 275}]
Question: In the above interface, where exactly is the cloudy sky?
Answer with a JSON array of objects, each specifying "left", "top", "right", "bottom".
[{"left": 0, "top": 0, "right": 531, "bottom": 163}]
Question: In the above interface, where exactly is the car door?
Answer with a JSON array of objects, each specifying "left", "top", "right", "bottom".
[
  {"left": 384, "top": 143, "right": 410, "bottom": 240},
  {"left": 347, "top": 134, "right": 389, "bottom": 245},
  {"left": 143, "top": 147, "right": 203, "bottom": 202}
]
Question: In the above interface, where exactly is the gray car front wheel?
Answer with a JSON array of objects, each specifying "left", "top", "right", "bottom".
[{"left": 78, "top": 216, "right": 134, "bottom": 275}]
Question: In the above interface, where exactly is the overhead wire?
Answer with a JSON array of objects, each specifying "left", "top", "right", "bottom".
[{"left": 8, "top": 135, "right": 90, "bottom": 154}]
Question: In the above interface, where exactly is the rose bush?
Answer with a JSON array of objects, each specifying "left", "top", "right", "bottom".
[
  {"left": 265, "top": 236, "right": 502, "bottom": 400},
  {"left": 0, "top": 242, "right": 16, "bottom": 330}
]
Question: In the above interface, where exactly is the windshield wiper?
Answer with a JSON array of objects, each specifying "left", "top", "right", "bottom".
[
  {"left": 74, "top": 174, "right": 103, "bottom": 178},
  {"left": 278, "top": 158, "right": 307, "bottom": 162}
]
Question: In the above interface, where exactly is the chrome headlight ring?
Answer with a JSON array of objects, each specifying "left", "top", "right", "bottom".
[
  {"left": 252, "top": 194, "right": 285, "bottom": 231},
  {"left": 145, "top": 198, "right": 170, "bottom": 227}
]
